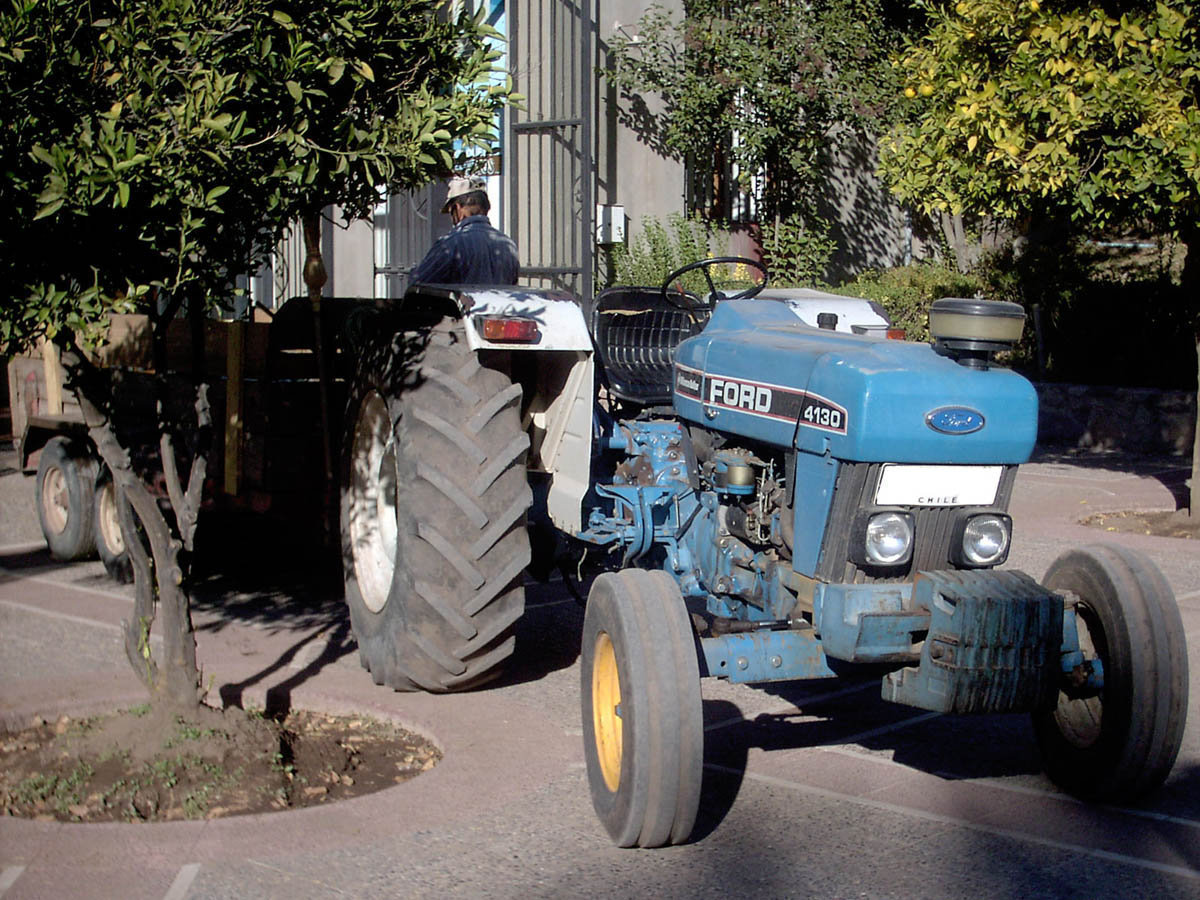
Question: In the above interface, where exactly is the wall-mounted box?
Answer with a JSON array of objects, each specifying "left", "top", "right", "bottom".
[{"left": 596, "top": 204, "right": 626, "bottom": 245}]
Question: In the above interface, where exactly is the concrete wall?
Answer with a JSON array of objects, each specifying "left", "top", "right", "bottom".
[
  {"left": 307, "top": 1, "right": 939, "bottom": 298},
  {"left": 595, "top": 0, "right": 687, "bottom": 253},
  {"left": 327, "top": 210, "right": 375, "bottom": 299},
  {"left": 1036, "top": 383, "right": 1197, "bottom": 456},
  {"left": 820, "top": 129, "right": 911, "bottom": 280}
]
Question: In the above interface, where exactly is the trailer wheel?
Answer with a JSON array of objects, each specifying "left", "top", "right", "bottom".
[
  {"left": 94, "top": 465, "right": 133, "bottom": 584},
  {"left": 35, "top": 437, "right": 97, "bottom": 561},
  {"left": 1033, "top": 544, "right": 1189, "bottom": 802},
  {"left": 581, "top": 570, "right": 704, "bottom": 847},
  {"left": 340, "top": 320, "right": 531, "bottom": 692}
]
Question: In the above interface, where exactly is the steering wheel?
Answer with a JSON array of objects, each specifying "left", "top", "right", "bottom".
[{"left": 660, "top": 256, "right": 768, "bottom": 312}]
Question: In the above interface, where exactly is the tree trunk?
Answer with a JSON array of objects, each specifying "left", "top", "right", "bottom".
[
  {"left": 1193, "top": 331, "right": 1199, "bottom": 518},
  {"left": 302, "top": 211, "right": 336, "bottom": 545},
  {"left": 1177, "top": 223, "right": 1200, "bottom": 518},
  {"left": 59, "top": 339, "right": 208, "bottom": 711},
  {"left": 939, "top": 212, "right": 971, "bottom": 273}
]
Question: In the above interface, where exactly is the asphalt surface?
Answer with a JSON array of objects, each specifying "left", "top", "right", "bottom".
[{"left": 1, "top": 446, "right": 1198, "bottom": 900}]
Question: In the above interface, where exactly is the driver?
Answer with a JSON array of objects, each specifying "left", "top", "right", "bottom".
[{"left": 408, "top": 176, "right": 520, "bottom": 286}]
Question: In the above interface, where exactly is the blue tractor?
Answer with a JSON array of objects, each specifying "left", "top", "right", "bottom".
[
  {"left": 565, "top": 257, "right": 1189, "bottom": 847},
  {"left": 341, "top": 258, "right": 1187, "bottom": 848}
]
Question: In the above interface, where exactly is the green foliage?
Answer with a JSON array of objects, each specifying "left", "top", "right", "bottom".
[
  {"left": 833, "top": 243, "right": 1194, "bottom": 387},
  {"left": 971, "top": 235, "right": 1194, "bottom": 388},
  {"left": 167, "top": 716, "right": 223, "bottom": 747},
  {"left": 879, "top": 0, "right": 1200, "bottom": 235},
  {"left": 833, "top": 262, "right": 983, "bottom": 342},
  {"left": 759, "top": 216, "right": 837, "bottom": 287},
  {"left": 102, "top": 754, "right": 235, "bottom": 820},
  {"left": 611, "top": 211, "right": 832, "bottom": 294},
  {"left": 608, "top": 0, "right": 909, "bottom": 222},
  {"left": 0, "top": 0, "right": 512, "bottom": 355},
  {"left": 13, "top": 762, "right": 95, "bottom": 815},
  {"left": 611, "top": 213, "right": 720, "bottom": 288}
]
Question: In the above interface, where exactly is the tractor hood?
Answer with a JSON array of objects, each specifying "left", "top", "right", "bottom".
[{"left": 672, "top": 300, "right": 1037, "bottom": 464}]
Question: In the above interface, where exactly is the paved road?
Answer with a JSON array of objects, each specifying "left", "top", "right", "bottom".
[{"left": 0, "top": 450, "right": 1197, "bottom": 899}]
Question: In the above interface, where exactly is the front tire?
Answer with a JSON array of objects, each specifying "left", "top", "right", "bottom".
[
  {"left": 340, "top": 320, "right": 531, "bottom": 692},
  {"left": 1032, "top": 544, "right": 1189, "bottom": 802},
  {"left": 35, "top": 436, "right": 97, "bottom": 561},
  {"left": 581, "top": 569, "right": 704, "bottom": 847}
]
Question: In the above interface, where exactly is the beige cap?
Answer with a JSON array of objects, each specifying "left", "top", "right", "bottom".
[{"left": 442, "top": 175, "right": 487, "bottom": 213}]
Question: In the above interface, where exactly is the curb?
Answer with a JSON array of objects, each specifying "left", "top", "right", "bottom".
[{"left": 0, "top": 679, "right": 578, "bottom": 866}]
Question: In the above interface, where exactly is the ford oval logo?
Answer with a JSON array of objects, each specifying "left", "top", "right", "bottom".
[{"left": 926, "top": 407, "right": 985, "bottom": 435}]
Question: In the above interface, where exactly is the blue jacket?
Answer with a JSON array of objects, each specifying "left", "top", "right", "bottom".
[{"left": 409, "top": 215, "right": 520, "bottom": 286}]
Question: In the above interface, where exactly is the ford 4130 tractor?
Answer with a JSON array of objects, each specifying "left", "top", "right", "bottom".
[
  {"left": 341, "top": 256, "right": 1189, "bottom": 848},
  {"left": 12, "top": 251, "right": 1187, "bottom": 845}
]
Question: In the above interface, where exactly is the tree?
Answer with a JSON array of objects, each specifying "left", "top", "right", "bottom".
[
  {"left": 0, "top": 0, "right": 511, "bottom": 711},
  {"left": 606, "top": 0, "right": 911, "bottom": 271},
  {"left": 879, "top": 0, "right": 1200, "bottom": 514}
]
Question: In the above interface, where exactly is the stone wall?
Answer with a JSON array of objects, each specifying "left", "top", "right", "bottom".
[{"left": 1036, "top": 383, "right": 1197, "bottom": 456}]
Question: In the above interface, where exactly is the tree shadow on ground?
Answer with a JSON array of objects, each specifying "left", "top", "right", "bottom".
[
  {"left": 0, "top": 545, "right": 60, "bottom": 572},
  {"left": 480, "top": 576, "right": 587, "bottom": 690},
  {"left": 217, "top": 616, "right": 356, "bottom": 717},
  {"left": 1031, "top": 446, "right": 1192, "bottom": 511},
  {"left": 188, "top": 516, "right": 589, "bottom": 695},
  {"left": 186, "top": 507, "right": 346, "bottom": 635},
  {"left": 707, "top": 674, "right": 1039, "bottom": 779},
  {"left": 0, "top": 545, "right": 130, "bottom": 595},
  {"left": 692, "top": 673, "right": 1199, "bottom": 851}
]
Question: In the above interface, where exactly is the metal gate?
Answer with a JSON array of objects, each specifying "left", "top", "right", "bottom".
[
  {"left": 372, "top": 187, "right": 441, "bottom": 298},
  {"left": 508, "top": 0, "right": 594, "bottom": 301}
]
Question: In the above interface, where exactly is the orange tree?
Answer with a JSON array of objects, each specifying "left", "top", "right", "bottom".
[
  {"left": 0, "top": 0, "right": 511, "bottom": 710},
  {"left": 879, "top": 0, "right": 1200, "bottom": 512}
]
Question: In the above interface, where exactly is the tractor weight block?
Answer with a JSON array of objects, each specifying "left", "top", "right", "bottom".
[
  {"left": 882, "top": 570, "right": 1063, "bottom": 715},
  {"left": 813, "top": 582, "right": 929, "bottom": 664}
]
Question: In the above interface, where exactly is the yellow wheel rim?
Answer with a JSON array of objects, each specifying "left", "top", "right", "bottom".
[{"left": 592, "top": 632, "right": 623, "bottom": 792}]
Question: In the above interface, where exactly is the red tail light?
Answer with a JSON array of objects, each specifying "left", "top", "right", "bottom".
[{"left": 475, "top": 315, "right": 542, "bottom": 344}]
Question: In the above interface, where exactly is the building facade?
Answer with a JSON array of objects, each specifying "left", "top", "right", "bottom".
[{"left": 260, "top": 0, "right": 918, "bottom": 308}]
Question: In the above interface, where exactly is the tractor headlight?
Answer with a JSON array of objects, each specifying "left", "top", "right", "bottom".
[
  {"left": 853, "top": 511, "right": 914, "bottom": 567},
  {"left": 953, "top": 513, "right": 1012, "bottom": 567}
]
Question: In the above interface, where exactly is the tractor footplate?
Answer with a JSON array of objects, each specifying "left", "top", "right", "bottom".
[
  {"left": 881, "top": 570, "right": 1062, "bottom": 715},
  {"left": 700, "top": 628, "right": 837, "bottom": 683}
]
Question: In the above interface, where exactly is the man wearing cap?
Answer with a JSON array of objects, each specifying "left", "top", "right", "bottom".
[{"left": 408, "top": 176, "right": 520, "bottom": 286}]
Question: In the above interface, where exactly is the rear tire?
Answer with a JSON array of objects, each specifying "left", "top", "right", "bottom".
[
  {"left": 35, "top": 437, "right": 97, "bottom": 561},
  {"left": 340, "top": 319, "right": 531, "bottom": 692},
  {"left": 581, "top": 569, "right": 704, "bottom": 847},
  {"left": 1032, "top": 544, "right": 1189, "bottom": 802},
  {"left": 94, "top": 465, "right": 133, "bottom": 584}
]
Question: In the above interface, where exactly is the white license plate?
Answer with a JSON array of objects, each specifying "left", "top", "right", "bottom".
[{"left": 874, "top": 465, "right": 1002, "bottom": 507}]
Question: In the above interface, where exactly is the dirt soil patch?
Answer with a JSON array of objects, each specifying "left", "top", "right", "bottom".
[
  {"left": 1082, "top": 508, "right": 1200, "bottom": 540},
  {"left": 0, "top": 703, "right": 439, "bottom": 823}
]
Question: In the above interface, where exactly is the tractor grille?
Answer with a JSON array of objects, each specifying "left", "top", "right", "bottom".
[{"left": 815, "top": 461, "right": 1018, "bottom": 584}]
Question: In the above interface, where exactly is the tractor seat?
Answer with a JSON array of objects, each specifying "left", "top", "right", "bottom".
[{"left": 588, "top": 286, "right": 707, "bottom": 407}]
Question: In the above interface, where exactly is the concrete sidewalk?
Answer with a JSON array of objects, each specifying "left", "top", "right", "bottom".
[{"left": 1, "top": 447, "right": 1197, "bottom": 899}]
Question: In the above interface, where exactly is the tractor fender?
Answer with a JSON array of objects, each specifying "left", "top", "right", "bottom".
[{"left": 403, "top": 285, "right": 591, "bottom": 352}]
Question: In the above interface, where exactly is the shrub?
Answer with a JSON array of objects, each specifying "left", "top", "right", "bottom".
[
  {"left": 970, "top": 237, "right": 1193, "bottom": 388},
  {"left": 832, "top": 263, "right": 983, "bottom": 343},
  {"left": 760, "top": 216, "right": 837, "bottom": 288},
  {"left": 611, "top": 214, "right": 719, "bottom": 289}
]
